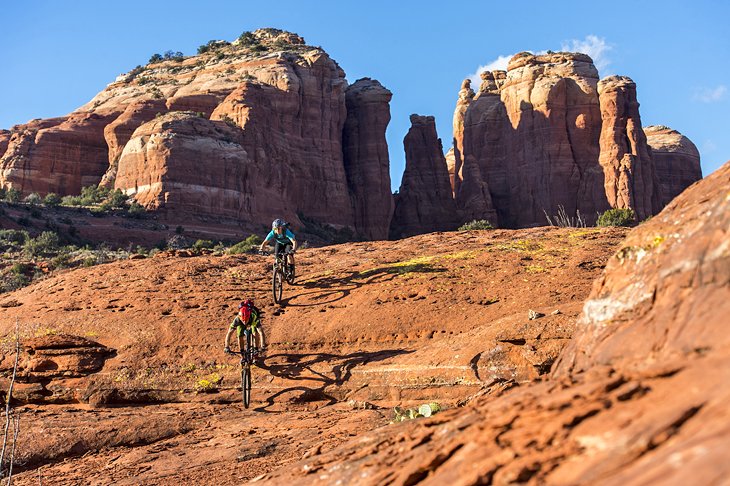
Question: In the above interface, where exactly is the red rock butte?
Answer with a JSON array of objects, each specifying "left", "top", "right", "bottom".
[{"left": 0, "top": 33, "right": 703, "bottom": 240}]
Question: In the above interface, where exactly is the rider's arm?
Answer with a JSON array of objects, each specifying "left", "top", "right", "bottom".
[
  {"left": 259, "top": 230, "right": 274, "bottom": 251},
  {"left": 224, "top": 327, "right": 234, "bottom": 350},
  {"left": 286, "top": 229, "right": 297, "bottom": 251}
]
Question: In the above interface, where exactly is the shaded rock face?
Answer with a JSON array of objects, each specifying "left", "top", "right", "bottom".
[
  {"left": 454, "top": 52, "right": 698, "bottom": 229},
  {"left": 0, "top": 113, "right": 116, "bottom": 195},
  {"left": 644, "top": 124, "right": 702, "bottom": 207},
  {"left": 259, "top": 160, "right": 730, "bottom": 486},
  {"left": 390, "top": 115, "right": 460, "bottom": 239},
  {"left": 598, "top": 75, "right": 660, "bottom": 220},
  {"left": 0, "top": 29, "right": 393, "bottom": 238},
  {"left": 460, "top": 52, "right": 607, "bottom": 228},
  {"left": 342, "top": 78, "right": 394, "bottom": 240}
]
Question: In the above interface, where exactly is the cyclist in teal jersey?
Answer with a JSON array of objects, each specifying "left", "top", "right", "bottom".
[{"left": 259, "top": 219, "right": 297, "bottom": 275}]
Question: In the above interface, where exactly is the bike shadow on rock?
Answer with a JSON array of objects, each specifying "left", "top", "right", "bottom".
[
  {"left": 252, "top": 349, "right": 413, "bottom": 413},
  {"left": 282, "top": 263, "right": 446, "bottom": 308}
]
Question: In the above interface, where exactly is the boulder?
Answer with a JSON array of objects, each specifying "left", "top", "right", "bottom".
[
  {"left": 342, "top": 78, "right": 394, "bottom": 240},
  {"left": 644, "top": 124, "right": 702, "bottom": 207}
]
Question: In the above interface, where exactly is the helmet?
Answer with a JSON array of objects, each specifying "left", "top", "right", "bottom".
[
  {"left": 272, "top": 219, "right": 286, "bottom": 229},
  {"left": 239, "top": 299, "right": 253, "bottom": 309}
]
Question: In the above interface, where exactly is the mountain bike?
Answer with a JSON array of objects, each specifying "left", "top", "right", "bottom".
[
  {"left": 262, "top": 249, "right": 295, "bottom": 304},
  {"left": 225, "top": 328, "right": 256, "bottom": 408}
]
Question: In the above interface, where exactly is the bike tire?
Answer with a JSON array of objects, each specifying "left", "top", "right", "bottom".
[
  {"left": 272, "top": 267, "right": 284, "bottom": 304},
  {"left": 241, "top": 366, "right": 251, "bottom": 408},
  {"left": 286, "top": 260, "right": 295, "bottom": 285}
]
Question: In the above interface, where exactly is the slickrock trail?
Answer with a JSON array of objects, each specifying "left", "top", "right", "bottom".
[{"left": 1, "top": 226, "right": 628, "bottom": 484}]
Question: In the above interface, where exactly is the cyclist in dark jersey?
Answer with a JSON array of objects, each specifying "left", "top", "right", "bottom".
[
  {"left": 224, "top": 299, "right": 266, "bottom": 357},
  {"left": 259, "top": 218, "right": 297, "bottom": 276}
]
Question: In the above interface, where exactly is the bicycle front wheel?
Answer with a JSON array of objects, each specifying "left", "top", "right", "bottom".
[
  {"left": 272, "top": 267, "right": 284, "bottom": 304},
  {"left": 241, "top": 366, "right": 251, "bottom": 408}
]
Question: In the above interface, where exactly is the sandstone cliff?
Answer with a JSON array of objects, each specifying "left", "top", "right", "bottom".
[
  {"left": 342, "top": 78, "right": 394, "bottom": 240},
  {"left": 0, "top": 29, "right": 392, "bottom": 238},
  {"left": 390, "top": 115, "right": 460, "bottom": 239},
  {"left": 644, "top": 124, "right": 702, "bottom": 207},
  {"left": 449, "top": 78, "right": 475, "bottom": 197},
  {"left": 597, "top": 75, "right": 660, "bottom": 220},
  {"left": 451, "top": 52, "right": 700, "bottom": 228}
]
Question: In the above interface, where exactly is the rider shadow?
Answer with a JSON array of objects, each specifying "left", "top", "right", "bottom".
[
  {"left": 282, "top": 263, "right": 445, "bottom": 308},
  {"left": 252, "top": 348, "right": 413, "bottom": 413}
]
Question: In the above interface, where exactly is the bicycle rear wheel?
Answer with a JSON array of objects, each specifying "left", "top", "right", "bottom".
[
  {"left": 272, "top": 266, "right": 284, "bottom": 304},
  {"left": 241, "top": 365, "right": 251, "bottom": 408}
]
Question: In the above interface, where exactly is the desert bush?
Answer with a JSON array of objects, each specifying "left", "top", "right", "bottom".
[
  {"left": 237, "top": 31, "right": 257, "bottom": 46},
  {"left": 61, "top": 195, "right": 83, "bottom": 207},
  {"left": 80, "top": 185, "right": 109, "bottom": 205},
  {"left": 106, "top": 189, "right": 129, "bottom": 208},
  {"left": 175, "top": 225, "right": 185, "bottom": 235},
  {"left": 22, "top": 231, "right": 60, "bottom": 258},
  {"left": 227, "top": 235, "right": 262, "bottom": 254},
  {"left": 149, "top": 53, "right": 163, "bottom": 64},
  {"left": 459, "top": 219, "right": 494, "bottom": 231},
  {"left": 0, "top": 229, "right": 29, "bottom": 246},
  {"left": 43, "top": 193, "right": 62, "bottom": 207},
  {"left": 5, "top": 188, "right": 21, "bottom": 203},
  {"left": 167, "top": 234, "right": 191, "bottom": 250},
  {"left": 543, "top": 205, "right": 587, "bottom": 228},
  {"left": 24, "top": 192, "right": 42, "bottom": 206},
  {"left": 29, "top": 207, "right": 42, "bottom": 219},
  {"left": 192, "top": 239, "right": 214, "bottom": 251},
  {"left": 163, "top": 50, "right": 184, "bottom": 62},
  {"left": 597, "top": 208, "right": 636, "bottom": 227},
  {"left": 127, "top": 202, "right": 145, "bottom": 218}
]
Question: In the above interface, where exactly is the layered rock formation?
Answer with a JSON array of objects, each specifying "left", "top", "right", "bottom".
[
  {"left": 447, "top": 52, "right": 701, "bottom": 229},
  {"left": 390, "top": 115, "right": 460, "bottom": 238},
  {"left": 0, "top": 29, "right": 392, "bottom": 238},
  {"left": 342, "top": 78, "right": 394, "bottom": 240},
  {"left": 645, "top": 124, "right": 702, "bottom": 207},
  {"left": 0, "top": 114, "right": 115, "bottom": 195},
  {"left": 597, "top": 75, "right": 660, "bottom": 220}
]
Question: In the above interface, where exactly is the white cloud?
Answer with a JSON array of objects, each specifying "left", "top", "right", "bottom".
[
  {"left": 466, "top": 35, "right": 612, "bottom": 90},
  {"left": 693, "top": 85, "right": 727, "bottom": 103},
  {"left": 560, "top": 35, "right": 612, "bottom": 74}
]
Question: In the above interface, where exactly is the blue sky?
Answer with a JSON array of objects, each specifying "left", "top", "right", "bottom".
[{"left": 1, "top": 0, "right": 728, "bottom": 190}]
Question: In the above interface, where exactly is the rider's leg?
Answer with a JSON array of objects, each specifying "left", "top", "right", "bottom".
[{"left": 257, "top": 326, "right": 266, "bottom": 348}]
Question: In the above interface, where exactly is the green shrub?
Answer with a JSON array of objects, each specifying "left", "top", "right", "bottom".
[
  {"left": 29, "top": 207, "right": 42, "bottom": 219},
  {"left": 50, "top": 250, "right": 73, "bottom": 270},
  {"left": 61, "top": 195, "right": 84, "bottom": 206},
  {"left": 127, "top": 202, "right": 145, "bottom": 218},
  {"left": 24, "top": 193, "right": 42, "bottom": 205},
  {"left": 458, "top": 219, "right": 494, "bottom": 231},
  {"left": 106, "top": 189, "right": 129, "bottom": 209},
  {"left": 10, "top": 262, "right": 31, "bottom": 275},
  {"left": 44, "top": 193, "right": 62, "bottom": 207},
  {"left": 5, "top": 188, "right": 21, "bottom": 203},
  {"left": 0, "top": 229, "right": 29, "bottom": 246},
  {"left": 237, "top": 31, "right": 257, "bottom": 46},
  {"left": 149, "top": 53, "right": 163, "bottom": 64},
  {"left": 192, "top": 239, "right": 214, "bottom": 251},
  {"left": 227, "top": 235, "right": 262, "bottom": 254},
  {"left": 597, "top": 208, "right": 636, "bottom": 227},
  {"left": 80, "top": 185, "right": 109, "bottom": 206},
  {"left": 23, "top": 231, "right": 60, "bottom": 258},
  {"left": 175, "top": 225, "right": 185, "bottom": 235}
]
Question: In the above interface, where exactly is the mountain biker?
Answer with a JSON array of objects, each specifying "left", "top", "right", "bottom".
[
  {"left": 224, "top": 299, "right": 266, "bottom": 358},
  {"left": 259, "top": 219, "right": 297, "bottom": 278}
]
